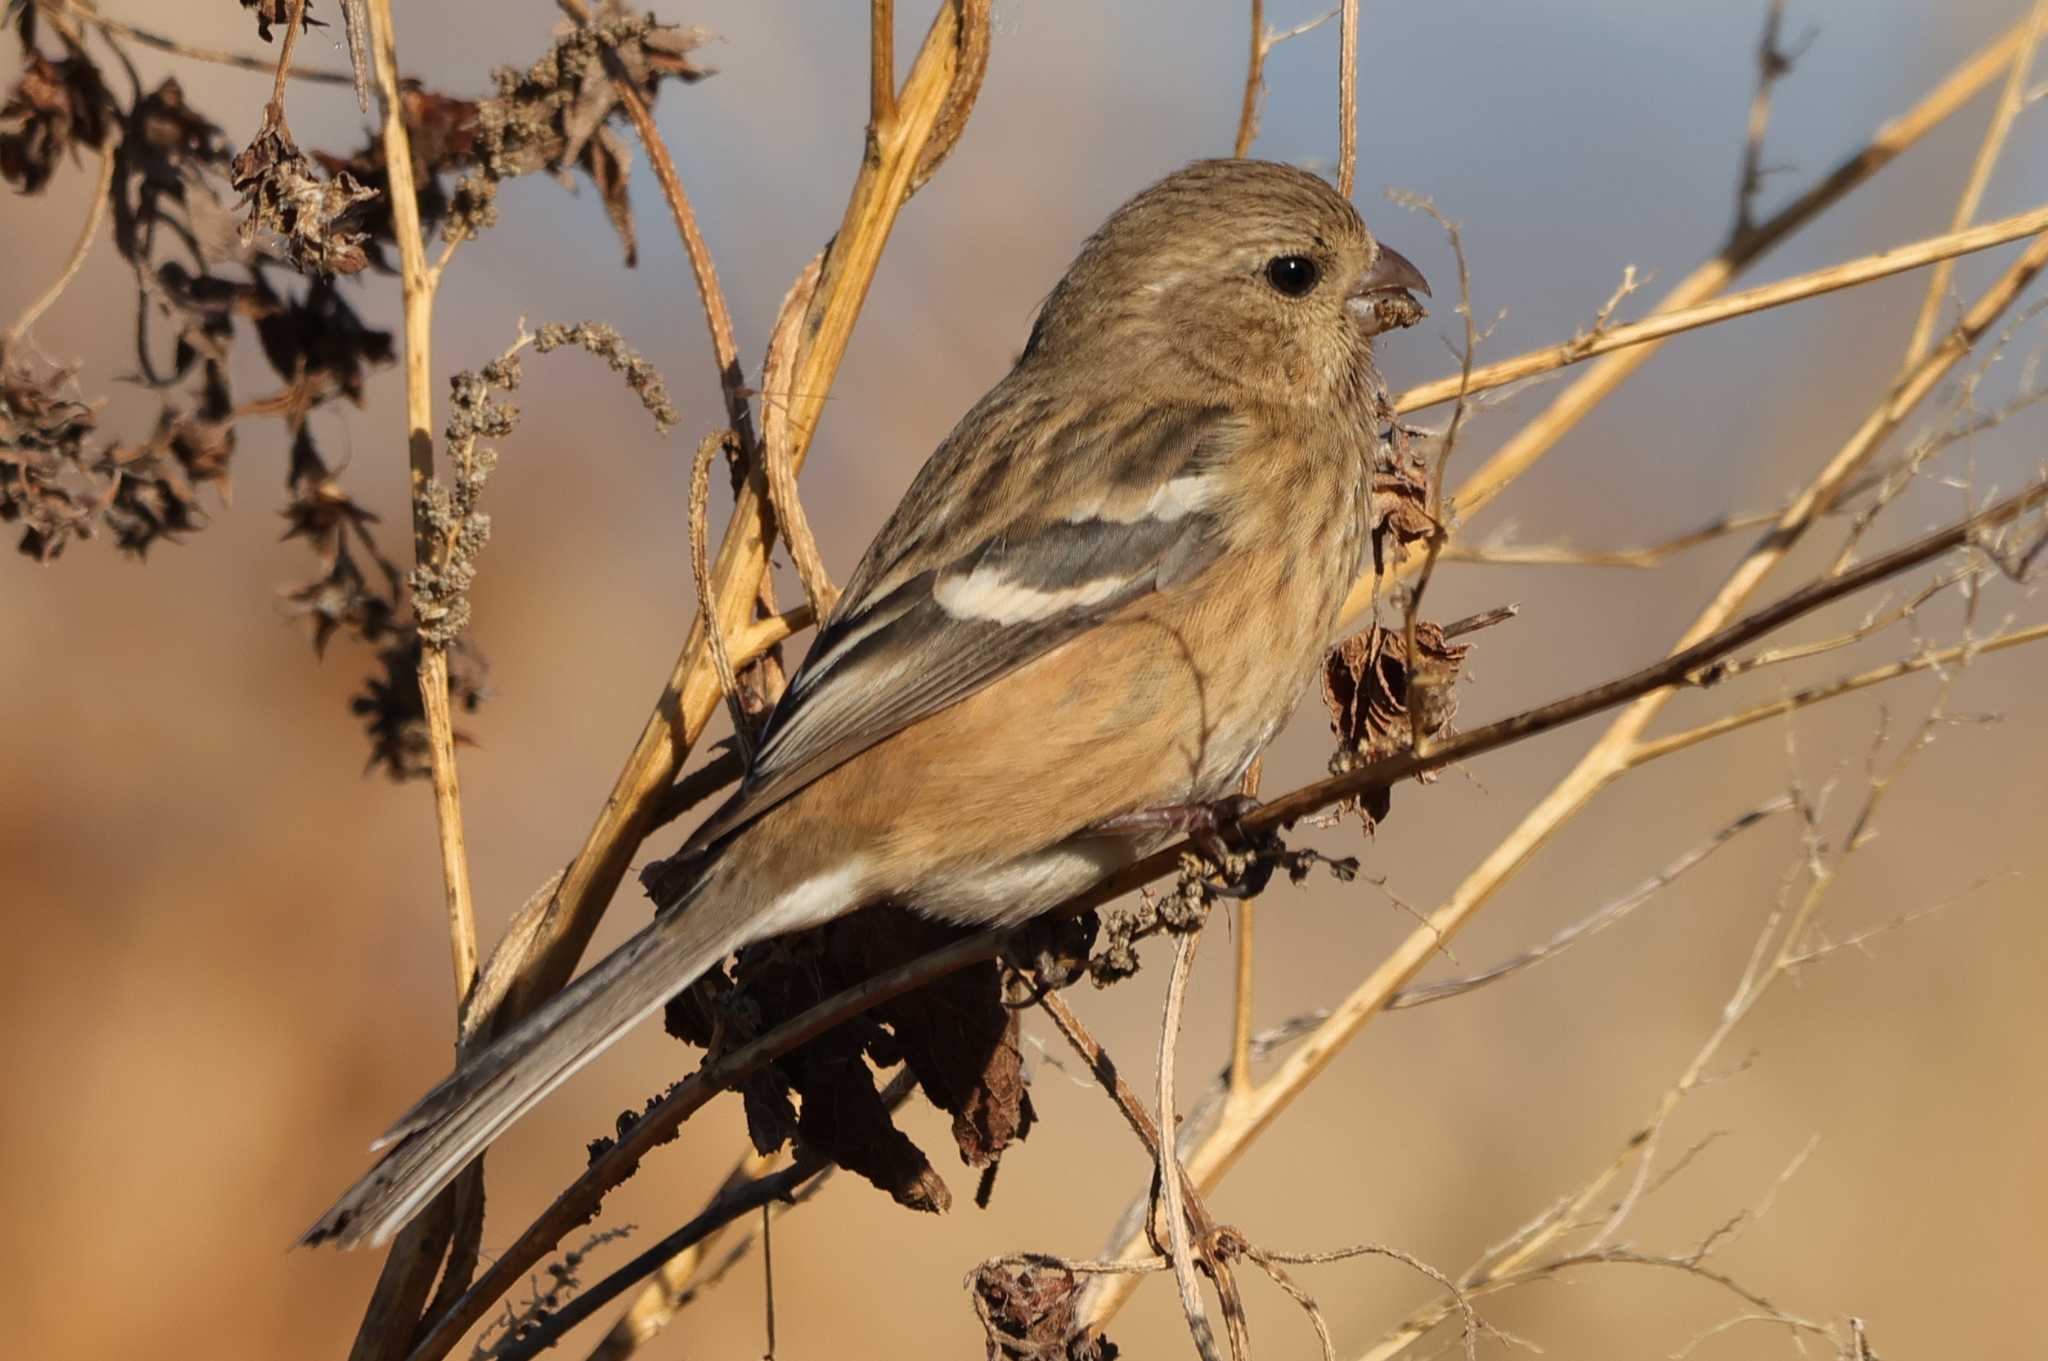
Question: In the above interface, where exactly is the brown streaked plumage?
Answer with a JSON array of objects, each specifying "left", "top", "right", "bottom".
[{"left": 304, "top": 158, "right": 1427, "bottom": 1249}]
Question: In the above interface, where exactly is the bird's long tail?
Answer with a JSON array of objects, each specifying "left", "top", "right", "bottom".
[{"left": 301, "top": 870, "right": 740, "bottom": 1250}]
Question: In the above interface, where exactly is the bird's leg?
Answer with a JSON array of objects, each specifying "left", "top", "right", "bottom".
[{"left": 1088, "top": 795, "right": 1268, "bottom": 897}]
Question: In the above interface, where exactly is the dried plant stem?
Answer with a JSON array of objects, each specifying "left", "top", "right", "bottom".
[
  {"left": 1335, "top": 13, "right": 2033, "bottom": 629},
  {"left": 1232, "top": 3, "right": 1337, "bottom": 159},
  {"left": 63, "top": 0, "right": 360, "bottom": 85},
  {"left": 556, "top": 0, "right": 751, "bottom": 442},
  {"left": 1336, "top": 0, "right": 1358, "bottom": 198},
  {"left": 1158, "top": 930, "right": 1223, "bottom": 1361},
  {"left": 363, "top": 0, "right": 475, "bottom": 1006},
  {"left": 1041, "top": 978, "right": 1253, "bottom": 1360},
  {"left": 264, "top": 0, "right": 307, "bottom": 113},
  {"left": 1733, "top": 1, "right": 1796, "bottom": 238},
  {"left": 1385, "top": 796, "right": 1797, "bottom": 1010},
  {"left": 345, "top": 10, "right": 480, "bottom": 1354},
  {"left": 1, "top": 133, "right": 115, "bottom": 351},
  {"left": 1233, "top": 0, "right": 1265, "bottom": 157},
  {"left": 1628, "top": 620, "right": 2048, "bottom": 766},
  {"left": 872, "top": 0, "right": 896, "bottom": 127},
  {"left": 689, "top": 430, "right": 754, "bottom": 758},
  {"left": 507, "top": 1074, "right": 914, "bottom": 1361},
  {"left": 1228, "top": 760, "right": 1262, "bottom": 1096},
  {"left": 1901, "top": 0, "right": 2048, "bottom": 368},
  {"left": 1393, "top": 199, "right": 2048, "bottom": 415}
]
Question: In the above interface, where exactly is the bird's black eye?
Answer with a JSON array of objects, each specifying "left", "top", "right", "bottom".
[{"left": 1265, "top": 254, "right": 1321, "bottom": 297}]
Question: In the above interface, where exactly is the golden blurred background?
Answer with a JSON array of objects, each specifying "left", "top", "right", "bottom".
[{"left": 4, "top": 1, "right": 2046, "bottom": 1356}]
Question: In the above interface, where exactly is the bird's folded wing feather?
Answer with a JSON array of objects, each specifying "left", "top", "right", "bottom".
[{"left": 687, "top": 398, "right": 1246, "bottom": 850}]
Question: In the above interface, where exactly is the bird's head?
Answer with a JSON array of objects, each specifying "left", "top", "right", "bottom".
[{"left": 1025, "top": 158, "right": 1429, "bottom": 407}]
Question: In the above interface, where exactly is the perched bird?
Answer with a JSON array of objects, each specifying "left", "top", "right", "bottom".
[{"left": 306, "top": 158, "right": 1427, "bottom": 1249}]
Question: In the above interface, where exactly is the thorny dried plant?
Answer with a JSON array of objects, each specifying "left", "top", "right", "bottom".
[{"left": 7, "top": 3, "right": 2048, "bottom": 1360}]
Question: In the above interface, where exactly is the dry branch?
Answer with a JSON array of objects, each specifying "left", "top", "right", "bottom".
[
  {"left": 1393, "top": 200, "right": 2048, "bottom": 415},
  {"left": 1901, "top": 0, "right": 2048, "bottom": 367}
]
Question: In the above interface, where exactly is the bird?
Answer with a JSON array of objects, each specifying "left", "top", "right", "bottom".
[{"left": 304, "top": 157, "right": 1428, "bottom": 1250}]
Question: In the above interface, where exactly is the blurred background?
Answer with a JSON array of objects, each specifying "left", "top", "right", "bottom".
[{"left": 4, "top": 1, "right": 2046, "bottom": 1356}]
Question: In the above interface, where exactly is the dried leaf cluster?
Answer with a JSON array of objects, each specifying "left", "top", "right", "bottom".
[{"left": 661, "top": 903, "right": 1035, "bottom": 1216}]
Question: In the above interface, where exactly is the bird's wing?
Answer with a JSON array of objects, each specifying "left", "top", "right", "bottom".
[{"left": 687, "top": 398, "right": 1245, "bottom": 850}]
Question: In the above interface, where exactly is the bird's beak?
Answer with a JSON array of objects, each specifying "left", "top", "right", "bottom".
[
  {"left": 1350, "top": 244, "right": 1431, "bottom": 301},
  {"left": 1347, "top": 243, "right": 1429, "bottom": 334}
]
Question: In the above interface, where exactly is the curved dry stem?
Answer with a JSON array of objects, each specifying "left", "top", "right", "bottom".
[
  {"left": 690, "top": 430, "right": 753, "bottom": 761},
  {"left": 66, "top": 0, "right": 359, "bottom": 85},
  {"left": 759, "top": 255, "right": 839, "bottom": 618},
  {"left": 2, "top": 133, "right": 116, "bottom": 352}
]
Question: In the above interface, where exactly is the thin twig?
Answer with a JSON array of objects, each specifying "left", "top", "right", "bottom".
[
  {"left": 1336, "top": 0, "right": 1359, "bottom": 198},
  {"left": 1158, "top": 928, "right": 1221, "bottom": 1361},
  {"left": 1443, "top": 507, "right": 1781, "bottom": 567},
  {"left": 1901, "top": 0, "right": 2048, "bottom": 367},
  {"left": 1233, "top": 0, "right": 1265, "bottom": 158},
  {"left": 1392, "top": 200, "right": 2048, "bottom": 415},
  {"left": 264, "top": 0, "right": 307, "bottom": 114},
  {"left": 1389, "top": 191, "right": 1474, "bottom": 756},
  {"left": 1733, "top": 1, "right": 1806, "bottom": 240},
  {"left": 1, "top": 133, "right": 116, "bottom": 352},
  {"left": 1387, "top": 796, "right": 1797, "bottom": 1009},
  {"left": 1228, "top": 759, "right": 1263, "bottom": 1097},
  {"left": 1629, "top": 620, "right": 2048, "bottom": 766},
  {"left": 64, "top": 0, "right": 359, "bottom": 85}
]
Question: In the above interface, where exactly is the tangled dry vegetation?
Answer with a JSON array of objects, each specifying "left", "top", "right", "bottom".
[{"left": 5, "top": 1, "right": 2047, "bottom": 1358}]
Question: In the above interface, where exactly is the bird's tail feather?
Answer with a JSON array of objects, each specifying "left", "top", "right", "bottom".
[{"left": 300, "top": 872, "right": 740, "bottom": 1250}]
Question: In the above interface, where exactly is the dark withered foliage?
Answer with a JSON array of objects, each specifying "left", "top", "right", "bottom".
[
  {"left": 232, "top": 107, "right": 376, "bottom": 276},
  {"left": 1369, "top": 417, "right": 1437, "bottom": 578},
  {"left": 241, "top": 0, "right": 324, "bottom": 44},
  {"left": 970, "top": 1258, "right": 1121, "bottom": 1361},
  {"left": 312, "top": 3, "right": 712, "bottom": 268},
  {"left": 469, "top": 3, "right": 712, "bottom": 266},
  {"left": 352, "top": 633, "right": 490, "bottom": 779},
  {"left": 0, "top": 50, "right": 110, "bottom": 193},
  {"left": 0, "top": 12, "right": 484, "bottom": 776},
  {"left": 1322, "top": 621, "right": 1471, "bottom": 828},
  {"left": 661, "top": 903, "right": 1035, "bottom": 1215}
]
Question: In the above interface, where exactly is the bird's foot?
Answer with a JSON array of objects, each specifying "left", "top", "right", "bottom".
[{"left": 1091, "top": 795, "right": 1269, "bottom": 898}]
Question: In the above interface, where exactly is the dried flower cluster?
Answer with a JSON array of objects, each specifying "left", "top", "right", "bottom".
[{"left": 232, "top": 107, "right": 377, "bottom": 276}]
